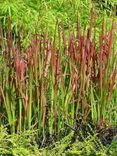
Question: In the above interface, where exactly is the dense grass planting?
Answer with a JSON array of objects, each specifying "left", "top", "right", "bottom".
[
  {"left": 0, "top": 13, "right": 116, "bottom": 134},
  {"left": 0, "top": 0, "right": 117, "bottom": 155}
]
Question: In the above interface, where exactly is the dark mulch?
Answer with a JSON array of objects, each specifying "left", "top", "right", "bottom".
[
  {"left": 35, "top": 118, "right": 117, "bottom": 148},
  {"left": 97, "top": 127, "right": 117, "bottom": 145}
]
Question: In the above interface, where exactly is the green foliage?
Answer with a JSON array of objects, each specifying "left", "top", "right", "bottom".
[
  {"left": 93, "top": 0, "right": 117, "bottom": 15},
  {"left": 0, "top": 0, "right": 116, "bottom": 40},
  {"left": 0, "top": 0, "right": 93, "bottom": 36},
  {"left": 0, "top": 126, "right": 116, "bottom": 155},
  {"left": 0, "top": 126, "right": 41, "bottom": 156},
  {"left": 107, "top": 135, "right": 117, "bottom": 156},
  {"left": 40, "top": 130, "right": 117, "bottom": 156}
]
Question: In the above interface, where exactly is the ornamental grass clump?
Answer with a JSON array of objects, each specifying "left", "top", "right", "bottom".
[{"left": 0, "top": 12, "right": 116, "bottom": 136}]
